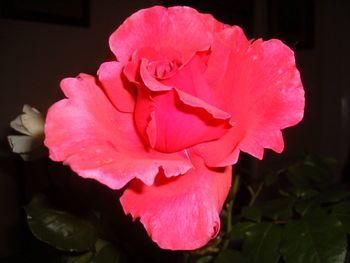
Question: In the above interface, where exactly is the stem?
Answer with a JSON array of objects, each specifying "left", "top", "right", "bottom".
[
  {"left": 222, "top": 174, "right": 240, "bottom": 250},
  {"left": 248, "top": 182, "right": 263, "bottom": 207}
]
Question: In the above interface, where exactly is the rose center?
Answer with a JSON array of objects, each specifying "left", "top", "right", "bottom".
[{"left": 147, "top": 59, "right": 179, "bottom": 79}]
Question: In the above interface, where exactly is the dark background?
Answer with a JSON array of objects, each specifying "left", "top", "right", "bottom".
[{"left": 0, "top": 0, "right": 349, "bottom": 259}]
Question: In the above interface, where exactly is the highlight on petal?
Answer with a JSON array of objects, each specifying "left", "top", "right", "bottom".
[
  {"left": 195, "top": 29, "right": 305, "bottom": 166},
  {"left": 120, "top": 153, "right": 232, "bottom": 250},
  {"left": 44, "top": 74, "right": 193, "bottom": 190},
  {"left": 109, "top": 6, "right": 214, "bottom": 63}
]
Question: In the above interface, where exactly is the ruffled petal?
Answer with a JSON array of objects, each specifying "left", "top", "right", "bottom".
[
  {"left": 196, "top": 28, "right": 304, "bottom": 166},
  {"left": 109, "top": 6, "right": 213, "bottom": 63},
  {"left": 198, "top": 13, "right": 227, "bottom": 33},
  {"left": 194, "top": 129, "right": 241, "bottom": 167},
  {"left": 134, "top": 86, "right": 231, "bottom": 153},
  {"left": 132, "top": 50, "right": 233, "bottom": 153},
  {"left": 44, "top": 74, "right": 193, "bottom": 189},
  {"left": 97, "top": 61, "right": 136, "bottom": 113},
  {"left": 120, "top": 153, "right": 232, "bottom": 250}
]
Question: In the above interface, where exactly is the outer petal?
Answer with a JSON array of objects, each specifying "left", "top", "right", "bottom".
[
  {"left": 196, "top": 28, "right": 305, "bottom": 166},
  {"left": 199, "top": 13, "right": 227, "bottom": 33},
  {"left": 10, "top": 105, "right": 44, "bottom": 136},
  {"left": 120, "top": 153, "right": 232, "bottom": 250},
  {"left": 8, "top": 135, "right": 36, "bottom": 153},
  {"left": 97, "top": 61, "right": 136, "bottom": 113},
  {"left": 44, "top": 74, "right": 193, "bottom": 189},
  {"left": 109, "top": 6, "right": 214, "bottom": 63}
]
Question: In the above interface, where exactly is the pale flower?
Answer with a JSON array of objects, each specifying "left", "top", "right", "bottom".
[{"left": 8, "top": 104, "right": 46, "bottom": 160}]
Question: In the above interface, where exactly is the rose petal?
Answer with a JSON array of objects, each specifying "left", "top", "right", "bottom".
[
  {"left": 199, "top": 13, "right": 227, "bottom": 33},
  {"left": 45, "top": 74, "right": 193, "bottom": 189},
  {"left": 195, "top": 28, "right": 304, "bottom": 166},
  {"left": 132, "top": 51, "right": 233, "bottom": 153},
  {"left": 109, "top": 6, "right": 213, "bottom": 63},
  {"left": 138, "top": 51, "right": 234, "bottom": 122},
  {"left": 97, "top": 61, "right": 136, "bottom": 113},
  {"left": 134, "top": 86, "right": 231, "bottom": 153},
  {"left": 120, "top": 153, "right": 232, "bottom": 250}
]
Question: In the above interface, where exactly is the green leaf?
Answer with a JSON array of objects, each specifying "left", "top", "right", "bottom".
[
  {"left": 345, "top": 252, "right": 350, "bottom": 263},
  {"left": 214, "top": 250, "right": 242, "bottom": 263},
  {"left": 64, "top": 252, "right": 94, "bottom": 263},
  {"left": 287, "top": 164, "right": 312, "bottom": 188},
  {"left": 264, "top": 171, "right": 280, "bottom": 186},
  {"left": 230, "top": 222, "right": 256, "bottom": 240},
  {"left": 25, "top": 195, "right": 98, "bottom": 252},
  {"left": 287, "top": 154, "right": 334, "bottom": 190},
  {"left": 294, "top": 198, "right": 326, "bottom": 218},
  {"left": 242, "top": 223, "right": 282, "bottom": 263},
  {"left": 291, "top": 188, "right": 319, "bottom": 199},
  {"left": 196, "top": 255, "right": 214, "bottom": 263},
  {"left": 280, "top": 215, "right": 346, "bottom": 263},
  {"left": 241, "top": 206, "right": 261, "bottom": 222},
  {"left": 91, "top": 244, "right": 126, "bottom": 263},
  {"left": 333, "top": 202, "right": 350, "bottom": 233},
  {"left": 319, "top": 190, "right": 350, "bottom": 204},
  {"left": 259, "top": 197, "right": 295, "bottom": 220}
]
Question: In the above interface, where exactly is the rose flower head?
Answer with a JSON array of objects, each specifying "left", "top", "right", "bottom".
[{"left": 44, "top": 6, "right": 304, "bottom": 250}]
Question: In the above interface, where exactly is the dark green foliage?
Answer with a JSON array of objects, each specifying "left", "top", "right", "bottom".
[
  {"left": 21, "top": 154, "right": 350, "bottom": 262},
  {"left": 25, "top": 194, "right": 98, "bottom": 252},
  {"left": 211, "top": 154, "right": 350, "bottom": 263},
  {"left": 214, "top": 250, "right": 242, "bottom": 263},
  {"left": 90, "top": 244, "right": 127, "bottom": 263},
  {"left": 280, "top": 216, "right": 346, "bottom": 263}
]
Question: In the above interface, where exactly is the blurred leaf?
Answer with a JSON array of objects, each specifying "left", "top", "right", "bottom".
[
  {"left": 287, "top": 164, "right": 312, "bottom": 188},
  {"left": 291, "top": 188, "right": 319, "bottom": 200},
  {"left": 281, "top": 215, "right": 346, "bottom": 263},
  {"left": 287, "top": 154, "right": 334, "bottom": 190},
  {"left": 279, "top": 189, "right": 292, "bottom": 197},
  {"left": 294, "top": 197, "right": 326, "bottom": 218},
  {"left": 345, "top": 252, "right": 350, "bottom": 263},
  {"left": 241, "top": 206, "right": 261, "bottom": 222},
  {"left": 214, "top": 250, "right": 242, "bottom": 263},
  {"left": 319, "top": 190, "right": 350, "bottom": 204},
  {"left": 259, "top": 197, "right": 295, "bottom": 221},
  {"left": 25, "top": 195, "right": 98, "bottom": 252},
  {"left": 196, "top": 255, "right": 213, "bottom": 263},
  {"left": 242, "top": 223, "right": 281, "bottom": 263},
  {"left": 230, "top": 222, "right": 256, "bottom": 240},
  {"left": 90, "top": 244, "right": 126, "bottom": 263},
  {"left": 303, "top": 154, "right": 336, "bottom": 172},
  {"left": 333, "top": 202, "right": 350, "bottom": 233},
  {"left": 264, "top": 172, "right": 280, "bottom": 186},
  {"left": 64, "top": 252, "right": 94, "bottom": 263}
]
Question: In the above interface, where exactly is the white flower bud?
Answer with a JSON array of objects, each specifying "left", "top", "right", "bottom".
[{"left": 8, "top": 105, "right": 46, "bottom": 160}]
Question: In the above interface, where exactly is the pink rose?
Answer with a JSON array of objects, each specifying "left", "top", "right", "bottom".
[{"left": 44, "top": 6, "right": 304, "bottom": 250}]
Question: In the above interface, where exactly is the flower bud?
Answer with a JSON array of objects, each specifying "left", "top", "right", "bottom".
[{"left": 8, "top": 105, "right": 46, "bottom": 160}]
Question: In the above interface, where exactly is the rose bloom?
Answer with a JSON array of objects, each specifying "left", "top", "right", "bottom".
[{"left": 45, "top": 6, "right": 304, "bottom": 250}]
